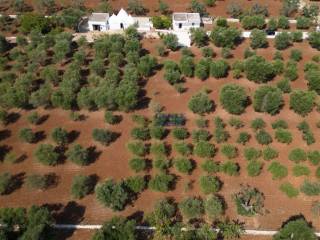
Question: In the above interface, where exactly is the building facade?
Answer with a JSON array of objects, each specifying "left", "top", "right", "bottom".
[{"left": 172, "top": 12, "right": 201, "bottom": 31}]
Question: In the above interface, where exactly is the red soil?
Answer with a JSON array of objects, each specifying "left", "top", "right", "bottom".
[{"left": 1, "top": 38, "right": 320, "bottom": 239}]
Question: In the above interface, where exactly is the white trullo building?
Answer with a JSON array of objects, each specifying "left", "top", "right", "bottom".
[
  {"left": 109, "top": 8, "right": 136, "bottom": 30},
  {"left": 172, "top": 12, "right": 201, "bottom": 31}
]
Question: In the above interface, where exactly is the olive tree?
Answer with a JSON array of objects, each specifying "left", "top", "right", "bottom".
[
  {"left": 253, "top": 85, "right": 283, "bottom": 115},
  {"left": 188, "top": 91, "right": 213, "bottom": 115},
  {"left": 289, "top": 90, "right": 316, "bottom": 116},
  {"left": 219, "top": 84, "right": 248, "bottom": 114}
]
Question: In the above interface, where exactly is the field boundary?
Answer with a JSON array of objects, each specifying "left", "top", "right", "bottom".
[{"left": 53, "top": 224, "right": 320, "bottom": 236}]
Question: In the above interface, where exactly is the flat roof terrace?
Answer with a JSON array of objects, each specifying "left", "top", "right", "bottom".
[{"left": 173, "top": 12, "right": 201, "bottom": 22}]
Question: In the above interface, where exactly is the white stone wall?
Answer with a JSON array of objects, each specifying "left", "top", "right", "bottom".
[
  {"left": 88, "top": 21, "right": 108, "bottom": 31},
  {"left": 172, "top": 21, "right": 200, "bottom": 31}
]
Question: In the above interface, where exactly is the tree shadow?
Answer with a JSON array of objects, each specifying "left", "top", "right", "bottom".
[
  {"left": 87, "top": 146, "right": 102, "bottom": 164},
  {"left": 88, "top": 174, "right": 99, "bottom": 195},
  {"left": 7, "top": 112, "right": 20, "bottom": 124},
  {"left": 37, "top": 114, "right": 50, "bottom": 125},
  {"left": 35, "top": 131, "right": 46, "bottom": 143},
  {"left": 55, "top": 201, "right": 86, "bottom": 224},
  {"left": 6, "top": 172, "right": 25, "bottom": 194},
  {"left": 0, "top": 145, "right": 11, "bottom": 162},
  {"left": 45, "top": 172, "right": 60, "bottom": 189},
  {"left": 68, "top": 130, "right": 80, "bottom": 144},
  {"left": 0, "top": 129, "right": 11, "bottom": 141},
  {"left": 15, "top": 154, "right": 28, "bottom": 164}
]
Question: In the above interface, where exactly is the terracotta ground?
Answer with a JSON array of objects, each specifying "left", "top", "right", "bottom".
[
  {"left": 0, "top": 0, "right": 295, "bottom": 17},
  {"left": 1, "top": 37, "right": 320, "bottom": 239}
]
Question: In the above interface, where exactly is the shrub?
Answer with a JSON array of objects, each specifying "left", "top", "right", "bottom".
[
  {"left": 311, "top": 201, "right": 320, "bottom": 217},
  {"left": 124, "top": 176, "right": 145, "bottom": 193},
  {"left": 180, "top": 56, "right": 195, "bottom": 77},
  {"left": 190, "top": 28, "right": 208, "bottom": 47},
  {"left": 244, "top": 55, "right": 275, "bottom": 83},
  {"left": 227, "top": 2, "right": 243, "bottom": 18},
  {"left": 131, "top": 127, "right": 150, "bottom": 141},
  {"left": 308, "top": 151, "right": 320, "bottom": 166},
  {"left": 162, "top": 34, "right": 179, "bottom": 51},
  {"left": 316, "top": 167, "right": 320, "bottom": 178},
  {"left": 279, "top": 182, "right": 299, "bottom": 198},
  {"left": 199, "top": 175, "right": 221, "bottom": 194},
  {"left": 0, "top": 109, "right": 8, "bottom": 125},
  {"left": 210, "top": 60, "right": 229, "bottom": 78},
  {"left": 179, "top": 197, "right": 204, "bottom": 220},
  {"left": 172, "top": 127, "right": 189, "bottom": 140},
  {"left": 244, "top": 147, "right": 261, "bottom": 161},
  {"left": 104, "top": 111, "right": 120, "bottom": 125},
  {"left": 174, "top": 157, "right": 193, "bottom": 174},
  {"left": 268, "top": 161, "right": 288, "bottom": 180},
  {"left": 255, "top": 130, "right": 272, "bottom": 145},
  {"left": 250, "top": 29, "right": 268, "bottom": 49},
  {"left": 221, "top": 144, "right": 237, "bottom": 159},
  {"left": 291, "top": 31, "right": 303, "bottom": 42},
  {"left": 220, "top": 161, "right": 239, "bottom": 176},
  {"left": 233, "top": 185, "right": 265, "bottom": 216},
  {"left": 253, "top": 86, "right": 283, "bottom": 115},
  {"left": 195, "top": 117, "right": 208, "bottom": 128},
  {"left": 18, "top": 128, "right": 36, "bottom": 143},
  {"left": 247, "top": 160, "right": 263, "bottom": 177},
  {"left": 148, "top": 173, "right": 174, "bottom": 192},
  {"left": 221, "top": 47, "right": 232, "bottom": 59},
  {"left": 173, "top": 142, "right": 192, "bottom": 156},
  {"left": 204, "top": 194, "right": 224, "bottom": 220},
  {"left": 192, "top": 129, "right": 210, "bottom": 142},
  {"left": 293, "top": 164, "right": 310, "bottom": 177},
  {"left": 297, "top": 121, "right": 315, "bottom": 145},
  {"left": 267, "top": 18, "right": 278, "bottom": 31},
  {"left": 51, "top": 127, "right": 68, "bottom": 146},
  {"left": 195, "top": 59, "right": 210, "bottom": 80},
  {"left": 129, "top": 158, "right": 146, "bottom": 173},
  {"left": 274, "top": 32, "right": 292, "bottom": 50},
  {"left": 296, "top": 16, "right": 311, "bottom": 29},
  {"left": 201, "top": 47, "right": 214, "bottom": 58},
  {"left": 278, "top": 16, "right": 290, "bottom": 29},
  {"left": 228, "top": 117, "right": 244, "bottom": 129},
  {"left": 290, "top": 90, "right": 316, "bottom": 116},
  {"left": 127, "top": 141, "right": 147, "bottom": 156},
  {"left": 71, "top": 175, "right": 92, "bottom": 199},
  {"left": 151, "top": 15, "right": 171, "bottom": 29},
  {"left": 300, "top": 180, "right": 320, "bottom": 196},
  {"left": 92, "top": 217, "right": 136, "bottom": 240},
  {"left": 273, "top": 59, "right": 285, "bottom": 75},
  {"left": 26, "top": 174, "right": 50, "bottom": 190},
  {"left": 95, "top": 179, "right": 128, "bottom": 211},
  {"left": 284, "top": 62, "right": 298, "bottom": 81},
  {"left": 275, "top": 129, "right": 292, "bottom": 144},
  {"left": 201, "top": 160, "right": 220, "bottom": 173},
  {"left": 272, "top": 119, "right": 288, "bottom": 129},
  {"left": 34, "top": 144, "right": 59, "bottom": 166},
  {"left": 127, "top": 0, "right": 147, "bottom": 15},
  {"left": 150, "top": 142, "right": 167, "bottom": 156},
  {"left": 27, "top": 112, "right": 41, "bottom": 125},
  {"left": 153, "top": 157, "right": 170, "bottom": 171},
  {"left": 251, "top": 118, "right": 266, "bottom": 131},
  {"left": 263, "top": 147, "right": 278, "bottom": 161},
  {"left": 210, "top": 27, "right": 241, "bottom": 48},
  {"left": 290, "top": 49, "right": 302, "bottom": 62},
  {"left": 194, "top": 141, "right": 215, "bottom": 158},
  {"left": 237, "top": 132, "right": 250, "bottom": 145},
  {"left": 308, "top": 32, "right": 320, "bottom": 50},
  {"left": 0, "top": 173, "right": 11, "bottom": 195},
  {"left": 219, "top": 84, "right": 248, "bottom": 115},
  {"left": 189, "top": 0, "right": 207, "bottom": 16},
  {"left": 289, "top": 148, "right": 307, "bottom": 163},
  {"left": 66, "top": 144, "right": 89, "bottom": 166},
  {"left": 273, "top": 218, "right": 317, "bottom": 240},
  {"left": 92, "top": 129, "right": 117, "bottom": 146},
  {"left": 241, "top": 15, "right": 265, "bottom": 30},
  {"left": 149, "top": 126, "right": 166, "bottom": 140},
  {"left": 277, "top": 79, "right": 291, "bottom": 93},
  {"left": 188, "top": 91, "right": 213, "bottom": 115}
]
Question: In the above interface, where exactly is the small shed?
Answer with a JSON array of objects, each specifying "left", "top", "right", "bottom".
[
  {"left": 172, "top": 12, "right": 201, "bottom": 31},
  {"left": 109, "top": 8, "right": 136, "bottom": 30},
  {"left": 88, "top": 13, "right": 109, "bottom": 31}
]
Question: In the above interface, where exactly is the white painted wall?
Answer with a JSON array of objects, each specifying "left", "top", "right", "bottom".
[
  {"left": 88, "top": 21, "right": 108, "bottom": 31},
  {"left": 172, "top": 21, "right": 200, "bottom": 31}
]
